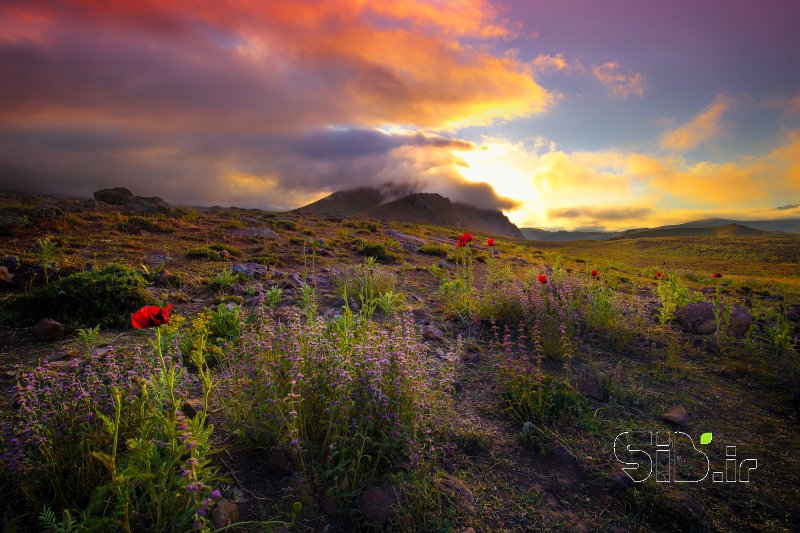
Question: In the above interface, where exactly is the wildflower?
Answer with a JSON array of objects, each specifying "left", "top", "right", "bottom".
[
  {"left": 655, "top": 272, "right": 662, "bottom": 279},
  {"left": 537, "top": 274, "right": 547, "bottom": 284},
  {"left": 712, "top": 272, "right": 722, "bottom": 278},
  {"left": 131, "top": 304, "right": 173, "bottom": 329},
  {"left": 464, "top": 232, "right": 474, "bottom": 242},
  {"left": 487, "top": 238, "right": 496, "bottom": 246},
  {"left": 591, "top": 269, "right": 599, "bottom": 277}
]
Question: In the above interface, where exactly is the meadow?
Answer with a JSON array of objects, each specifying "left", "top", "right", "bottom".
[{"left": 0, "top": 191, "right": 799, "bottom": 532}]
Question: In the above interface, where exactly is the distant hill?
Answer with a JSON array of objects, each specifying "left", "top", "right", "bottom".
[
  {"left": 520, "top": 227, "right": 618, "bottom": 241},
  {"left": 658, "top": 218, "right": 800, "bottom": 233},
  {"left": 521, "top": 217, "right": 800, "bottom": 241},
  {"left": 608, "top": 222, "right": 767, "bottom": 240},
  {"left": 295, "top": 188, "right": 524, "bottom": 238}
]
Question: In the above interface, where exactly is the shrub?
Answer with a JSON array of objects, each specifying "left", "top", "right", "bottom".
[
  {"left": 214, "top": 307, "right": 453, "bottom": 501},
  {"left": 186, "top": 244, "right": 241, "bottom": 260},
  {"left": 271, "top": 219, "right": 298, "bottom": 231},
  {"left": 417, "top": 244, "right": 449, "bottom": 257},
  {"left": 209, "top": 267, "right": 239, "bottom": 289},
  {"left": 33, "top": 235, "right": 60, "bottom": 283},
  {"left": 656, "top": 274, "right": 691, "bottom": 324},
  {"left": 116, "top": 215, "right": 171, "bottom": 233},
  {"left": 1, "top": 264, "right": 150, "bottom": 329},
  {"left": 359, "top": 242, "right": 398, "bottom": 264},
  {"left": 331, "top": 258, "right": 397, "bottom": 305},
  {"left": 0, "top": 328, "right": 221, "bottom": 530}
]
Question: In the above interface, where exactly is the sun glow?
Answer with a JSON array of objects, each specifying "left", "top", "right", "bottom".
[{"left": 455, "top": 138, "right": 543, "bottom": 225}]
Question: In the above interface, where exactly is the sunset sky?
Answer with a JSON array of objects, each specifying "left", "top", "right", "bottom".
[{"left": 1, "top": 0, "right": 799, "bottom": 230}]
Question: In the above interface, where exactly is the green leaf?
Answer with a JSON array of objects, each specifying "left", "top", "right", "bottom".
[{"left": 700, "top": 432, "right": 712, "bottom": 445}]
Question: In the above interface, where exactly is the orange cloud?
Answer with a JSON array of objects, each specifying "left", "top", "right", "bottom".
[
  {"left": 591, "top": 61, "right": 645, "bottom": 99},
  {"left": 660, "top": 93, "right": 731, "bottom": 152},
  {"left": 0, "top": 0, "right": 551, "bottom": 131}
]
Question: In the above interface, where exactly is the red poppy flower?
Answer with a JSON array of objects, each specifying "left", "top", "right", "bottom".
[
  {"left": 537, "top": 274, "right": 548, "bottom": 284},
  {"left": 712, "top": 272, "right": 722, "bottom": 278},
  {"left": 655, "top": 272, "right": 662, "bottom": 278},
  {"left": 487, "top": 238, "right": 496, "bottom": 246},
  {"left": 462, "top": 232, "right": 474, "bottom": 243},
  {"left": 131, "top": 304, "right": 173, "bottom": 329},
  {"left": 456, "top": 237, "right": 465, "bottom": 247},
  {"left": 591, "top": 269, "right": 599, "bottom": 277}
]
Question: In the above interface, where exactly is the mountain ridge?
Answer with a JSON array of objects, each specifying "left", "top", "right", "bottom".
[{"left": 295, "top": 188, "right": 524, "bottom": 238}]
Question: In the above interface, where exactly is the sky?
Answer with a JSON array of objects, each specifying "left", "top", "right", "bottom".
[{"left": 1, "top": 0, "right": 799, "bottom": 230}]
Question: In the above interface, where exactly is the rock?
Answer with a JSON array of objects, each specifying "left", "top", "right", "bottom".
[
  {"left": 0, "top": 255, "right": 20, "bottom": 271},
  {"left": 461, "top": 349, "right": 479, "bottom": 364},
  {"left": 662, "top": 405, "right": 689, "bottom": 428},
  {"left": 225, "top": 227, "right": 278, "bottom": 238},
  {"left": 422, "top": 324, "right": 443, "bottom": 341},
  {"left": 575, "top": 374, "right": 606, "bottom": 402},
  {"left": 127, "top": 195, "right": 171, "bottom": 213},
  {"left": 142, "top": 251, "right": 170, "bottom": 265},
  {"left": 544, "top": 440, "right": 577, "bottom": 463},
  {"left": 0, "top": 214, "right": 27, "bottom": 235},
  {"left": 231, "top": 262, "right": 270, "bottom": 277},
  {"left": 94, "top": 187, "right": 135, "bottom": 205},
  {"left": 359, "top": 485, "right": 402, "bottom": 526},
  {"left": 30, "top": 204, "right": 65, "bottom": 221},
  {"left": 267, "top": 446, "right": 296, "bottom": 474},
  {"left": 610, "top": 468, "right": 634, "bottom": 491},
  {"left": 0, "top": 266, "right": 13, "bottom": 289},
  {"left": 657, "top": 492, "right": 704, "bottom": 522},
  {"left": 32, "top": 318, "right": 64, "bottom": 340},
  {"left": 436, "top": 474, "right": 475, "bottom": 515},
  {"left": 211, "top": 500, "right": 239, "bottom": 529},
  {"left": 727, "top": 306, "right": 753, "bottom": 337},
  {"left": 676, "top": 302, "right": 752, "bottom": 338},
  {"left": 180, "top": 399, "right": 205, "bottom": 419}
]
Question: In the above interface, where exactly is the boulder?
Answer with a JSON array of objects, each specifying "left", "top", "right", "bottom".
[
  {"left": 575, "top": 374, "right": 606, "bottom": 402},
  {"left": 94, "top": 187, "right": 134, "bottom": 205},
  {"left": 675, "top": 302, "right": 752, "bottom": 338},
  {"left": 662, "top": 405, "right": 689, "bottom": 428},
  {"left": 359, "top": 485, "right": 402, "bottom": 526},
  {"left": 32, "top": 318, "right": 65, "bottom": 340},
  {"left": 127, "top": 195, "right": 171, "bottom": 213},
  {"left": 210, "top": 500, "right": 239, "bottom": 529},
  {"left": 422, "top": 324, "right": 443, "bottom": 341},
  {"left": 436, "top": 474, "right": 475, "bottom": 515}
]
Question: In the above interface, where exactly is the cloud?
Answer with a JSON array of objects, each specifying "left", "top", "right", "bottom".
[
  {"left": 660, "top": 93, "right": 731, "bottom": 152},
  {"left": 0, "top": 0, "right": 552, "bottom": 132},
  {"left": 776, "top": 203, "right": 799, "bottom": 210},
  {"left": 591, "top": 61, "right": 645, "bottom": 99},
  {"left": 0, "top": 125, "right": 517, "bottom": 211},
  {"left": 547, "top": 205, "right": 653, "bottom": 224}
]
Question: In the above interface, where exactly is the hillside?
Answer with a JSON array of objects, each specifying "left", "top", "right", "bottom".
[
  {"left": 608, "top": 222, "right": 767, "bottom": 240},
  {"left": 296, "top": 188, "right": 524, "bottom": 239},
  {"left": 0, "top": 190, "right": 799, "bottom": 531},
  {"left": 520, "top": 227, "right": 619, "bottom": 241}
]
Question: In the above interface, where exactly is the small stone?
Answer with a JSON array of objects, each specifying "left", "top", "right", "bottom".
[
  {"left": 676, "top": 302, "right": 752, "bottom": 338},
  {"left": 610, "top": 468, "right": 634, "bottom": 491},
  {"left": 181, "top": 399, "right": 205, "bottom": 419},
  {"left": 0, "top": 266, "right": 14, "bottom": 289},
  {"left": 231, "top": 262, "right": 270, "bottom": 277},
  {"left": 422, "top": 324, "right": 443, "bottom": 341},
  {"left": 662, "top": 405, "right": 689, "bottom": 428},
  {"left": 211, "top": 500, "right": 239, "bottom": 529},
  {"left": 436, "top": 474, "right": 475, "bottom": 515},
  {"left": 32, "top": 318, "right": 64, "bottom": 340},
  {"left": 267, "top": 446, "right": 296, "bottom": 474},
  {"left": 576, "top": 374, "right": 606, "bottom": 402},
  {"left": 359, "top": 485, "right": 402, "bottom": 526}
]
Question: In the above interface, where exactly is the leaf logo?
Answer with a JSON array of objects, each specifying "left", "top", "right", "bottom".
[{"left": 700, "top": 432, "right": 713, "bottom": 445}]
